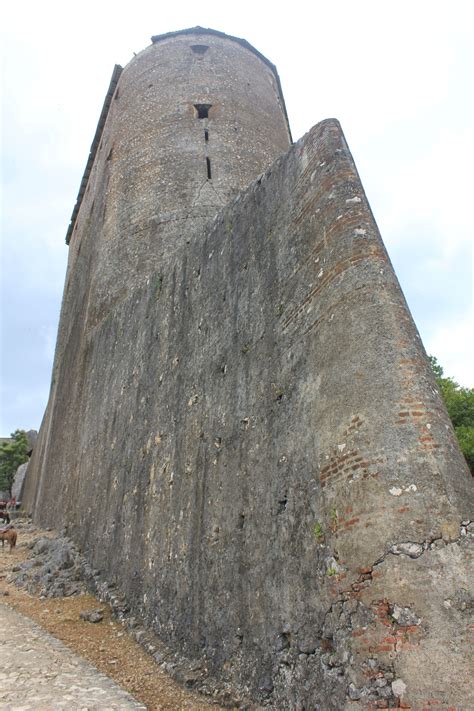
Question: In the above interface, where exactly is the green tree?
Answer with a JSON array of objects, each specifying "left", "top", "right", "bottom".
[
  {"left": 0, "top": 430, "right": 29, "bottom": 497},
  {"left": 429, "top": 356, "right": 474, "bottom": 474}
]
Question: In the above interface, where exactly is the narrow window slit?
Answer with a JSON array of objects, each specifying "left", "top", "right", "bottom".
[
  {"left": 204, "top": 128, "right": 209, "bottom": 142},
  {"left": 206, "top": 157, "right": 212, "bottom": 180}
]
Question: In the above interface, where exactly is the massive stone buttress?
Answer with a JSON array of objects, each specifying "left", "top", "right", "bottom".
[{"left": 24, "top": 30, "right": 473, "bottom": 710}]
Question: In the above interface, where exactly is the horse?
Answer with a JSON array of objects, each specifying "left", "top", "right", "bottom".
[
  {"left": 0, "top": 510, "right": 10, "bottom": 524},
  {"left": 0, "top": 527, "right": 17, "bottom": 552}
]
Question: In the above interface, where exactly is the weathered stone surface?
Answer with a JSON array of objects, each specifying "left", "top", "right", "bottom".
[{"left": 23, "top": 29, "right": 474, "bottom": 710}]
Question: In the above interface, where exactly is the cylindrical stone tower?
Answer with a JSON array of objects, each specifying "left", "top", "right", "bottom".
[{"left": 64, "top": 28, "right": 291, "bottom": 328}]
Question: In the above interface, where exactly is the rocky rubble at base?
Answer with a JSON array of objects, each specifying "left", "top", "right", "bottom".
[
  {"left": 7, "top": 524, "right": 242, "bottom": 708},
  {"left": 9, "top": 533, "right": 86, "bottom": 598}
]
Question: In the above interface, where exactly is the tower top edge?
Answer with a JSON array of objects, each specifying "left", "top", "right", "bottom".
[
  {"left": 151, "top": 26, "right": 276, "bottom": 73},
  {"left": 65, "top": 64, "right": 123, "bottom": 245}
]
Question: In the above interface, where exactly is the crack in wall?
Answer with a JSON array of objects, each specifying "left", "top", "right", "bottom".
[
  {"left": 309, "top": 519, "right": 473, "bottom": 707},
  {"left": 125, "top": 210, "right": 215, "bottom": 237},
  {"left": 372, "top": 519, "right": 472, "bottom": 567}
]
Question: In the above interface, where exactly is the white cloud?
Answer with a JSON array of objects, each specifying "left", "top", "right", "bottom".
[{"left": 427, "top": 313, "right": 474, "bottom": 387}]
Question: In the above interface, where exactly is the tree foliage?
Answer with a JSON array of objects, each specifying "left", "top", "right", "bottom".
[
  {"left": 429, "top": 356, "right": 474, "bottom": 474},
  {"left": 0, "top": 429, "right": 29, "bottom": 497}
]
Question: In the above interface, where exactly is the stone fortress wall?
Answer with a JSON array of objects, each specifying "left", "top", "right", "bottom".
[{"left": 23, "top": 28, "right": 473, "bottom": 710}]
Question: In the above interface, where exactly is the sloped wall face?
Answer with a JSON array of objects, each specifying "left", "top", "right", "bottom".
[{"left": 26, "top": 121, "right": 473, "bottom": 708}]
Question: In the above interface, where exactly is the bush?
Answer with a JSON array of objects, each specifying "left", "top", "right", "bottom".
[
  {"left": 0, "top": 429, "right": 29, "bottom": 496},
  {"left": 429, "top": 357, "right": 474, "bottom": 474}
]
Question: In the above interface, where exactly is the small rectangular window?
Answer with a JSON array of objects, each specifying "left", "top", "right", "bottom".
[
  {"left": 206, "top": 157, "right": 212, "bottom": 180},
  {"left": 194, "top": 104, "right": 211, "bottom": 119},
  {"left": 191, "top": 45, "right": 209, "bottom": 55},
  {"left": 204, "top": 128, "right": 209, "bottom": 142}
]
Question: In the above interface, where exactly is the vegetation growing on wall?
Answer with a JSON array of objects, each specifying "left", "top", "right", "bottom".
[
  {"left": 430, "top": 356, "right": 474, "bottom": 473},
  {"left": 0, "top": 429, "right": 29, "bottom": 496}
]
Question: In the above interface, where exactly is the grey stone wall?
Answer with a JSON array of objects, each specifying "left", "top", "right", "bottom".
[
  {"left": 24, "top": 30, "right": 473, "bottom": 710},
  {"left": 25, "top": 118, "right": 473, "bottom": 708}
]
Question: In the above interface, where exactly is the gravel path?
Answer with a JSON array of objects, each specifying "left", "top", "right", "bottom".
[{"left": 0, "top": 603, "right": 147, "bottom": 710}]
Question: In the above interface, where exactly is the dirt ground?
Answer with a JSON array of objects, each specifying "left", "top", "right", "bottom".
[{"left": 0, "top": 520, "right": 226, "bottom": 711}]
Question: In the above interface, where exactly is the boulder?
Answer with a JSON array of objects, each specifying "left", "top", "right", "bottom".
[
  {"left": 12, "top": 461, "right": 29, "bottom": 500},
  {"left": 25, "top": 430, "right": 38, "bottom": 455}
]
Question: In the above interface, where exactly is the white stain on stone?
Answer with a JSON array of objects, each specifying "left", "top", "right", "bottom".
[
  {"left": 391, "top": 679, "right": 406, "bottom": 697},
  {"left": 337, "top": 443, "right": 346, "bottom": 452},
  {"left": 318, "top": 268, "right": 324, "bottom": 278},
  {"left": 346, "top": 196, "right": 362, "bottom": 204},
  {"left": 391, "top": 542, "right": 423, "bottom": 558},
  {"left": 390, "top": 484, "right": 417, "bottom": 496},
  {"left": 353, "top": 228, "right": 367, "bottom": 236}
]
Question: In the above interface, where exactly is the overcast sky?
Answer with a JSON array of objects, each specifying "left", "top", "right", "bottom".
[{"left": 1, "top": 0, "right": 473, "bottom": 436}]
